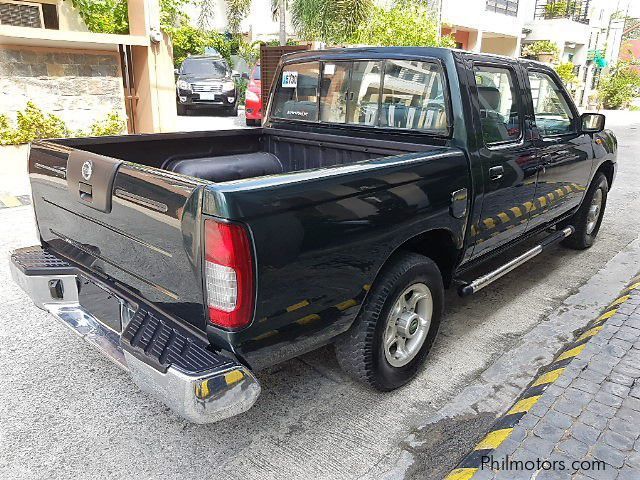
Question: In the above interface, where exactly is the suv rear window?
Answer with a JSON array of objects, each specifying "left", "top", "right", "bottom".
[{"left": 271, "top": 59, "right": 448, "bottom": 134}]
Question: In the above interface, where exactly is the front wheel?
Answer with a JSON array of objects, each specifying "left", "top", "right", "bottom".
[
  {"left": 562, "top": 172, "right": 608, "bottom": 250},
  {"left": 335, "top": 252, "right": 444, "bottom": 391}
]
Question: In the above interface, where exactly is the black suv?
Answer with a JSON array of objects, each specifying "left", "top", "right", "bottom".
[{"left": 175, "top": 55, "right": 239, "bottom": 116}]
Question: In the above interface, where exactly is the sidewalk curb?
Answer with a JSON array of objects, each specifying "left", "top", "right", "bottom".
[{"left": 445, "top": 274, "right": 640, "bottom": 480}]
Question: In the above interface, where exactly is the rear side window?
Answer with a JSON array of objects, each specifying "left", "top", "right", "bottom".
[
  {"left": 271, "top": 62, "right": 320, "bottom": 121},
  {"left": 380, "top": 60, "right": 447, "bottom": 131},
  {"left": 528, "top": 71, "right": 575, "bottom": 136},
  {"left": 271, "top": 59, "right": 449, "bottom": 135},
  {"left": 474, "top": 65, "right": 522, "bottom": 144}
]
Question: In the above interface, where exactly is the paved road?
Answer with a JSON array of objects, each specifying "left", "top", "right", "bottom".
[{"left": 1, "top": 111, "right": 639, "bottom": 480}]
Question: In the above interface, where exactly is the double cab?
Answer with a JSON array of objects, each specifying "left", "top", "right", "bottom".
[{"left": 11, "top": 47, "right": 617, "bottom": 423}]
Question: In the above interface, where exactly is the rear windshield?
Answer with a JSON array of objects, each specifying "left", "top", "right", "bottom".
[
  {"left": 270, "top": 59, "right": 448, "bottom": 134},
  {"left": 182, "top": 58, "right": 229, "bottom": 76}
]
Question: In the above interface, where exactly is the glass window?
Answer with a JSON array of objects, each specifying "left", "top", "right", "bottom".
[
  {"left": 271, "top": 62, "right": 320, "bottom": 121},
  {"left": 380, "top": 60, "right": 448, "bottom": 132},
  {"left": 474, "top": 65, "right": 522, "bottom": 144},
  {"left": 181, "top": 58, "right": 229, "bottom": 76},
  {"left": 319, "top": 62, "right": 350, "bottom": 123},
  {"left": 528, "top": 71, "right": 575, "bottom": 136},
  {"left": 348, "top": 61, "right": 382, "bottom": 126}
]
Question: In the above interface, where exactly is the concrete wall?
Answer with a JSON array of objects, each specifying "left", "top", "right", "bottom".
[{"left": 0, "top": 46, "right": 126, "bottom": 132}]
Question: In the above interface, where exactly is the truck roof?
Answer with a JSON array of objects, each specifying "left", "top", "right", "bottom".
[{"left": 282, "top": 46, "right": 547, "bottom": 67}]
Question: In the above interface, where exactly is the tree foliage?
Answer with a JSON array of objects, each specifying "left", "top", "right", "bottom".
[
  {"left": 67, "top": 0, "right": 129, "bottom": 34},
  {"left": 352, "top": 0, "right": 454, "bottom": 47},
  {"left": 554, "top": 62, "right": 579, "bottom": 85},
  {"left": 170, "top": 24, "right": 236, "bottom": 66},
  {"left": 66, "top": 0, "right": 190, "bottom": 34},
  {"left": 598, "top": 62, "right": 640, "bottom": 109},
  {"left": 290, "top": 0, "right": 373, "bottom": 44},
  {"left": 226, "top": 0, "right": 251, "bottom": 34}
]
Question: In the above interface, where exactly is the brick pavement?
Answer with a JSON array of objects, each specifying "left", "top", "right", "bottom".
[{"left": 470, "top": 281, "right": 640, "bottom": 480}]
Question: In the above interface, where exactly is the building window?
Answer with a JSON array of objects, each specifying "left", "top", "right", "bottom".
[{"left": 486, "top": 0, "right": 519, "bottom": 16}]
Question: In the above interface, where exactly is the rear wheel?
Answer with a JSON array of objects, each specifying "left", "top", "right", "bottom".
[
  {"left": 335, "top": 252, "right": 444, "bottom": 391},
  {"left": 562, "top": 172, "right": 608, "bottom": 250}
]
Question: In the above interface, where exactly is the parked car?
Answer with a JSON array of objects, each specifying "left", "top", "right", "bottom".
[
  {"left": 175, "top": 55, "right": 239, "bottom": 116},
  {"left": 245, "top": 63, "right": 262, "bottom": 126},
  {"left": 12, "top": 47, "right": 616, "bottom": 424}
]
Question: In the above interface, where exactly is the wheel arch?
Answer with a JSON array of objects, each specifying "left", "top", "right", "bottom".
[{"left": 595, "top": 160, "right": 615, "bottom": 189}]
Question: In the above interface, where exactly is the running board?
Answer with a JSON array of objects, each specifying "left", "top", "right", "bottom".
[{"left": 458, "top": 226, "right": 575, "bottom": 297}]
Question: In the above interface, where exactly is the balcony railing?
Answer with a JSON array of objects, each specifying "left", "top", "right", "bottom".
[{"left": 533, "top": 0, "right": 590, "bottom": 24}]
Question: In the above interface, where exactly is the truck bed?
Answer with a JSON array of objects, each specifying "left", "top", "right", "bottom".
[{"left": 56, "top": 128, "right": 439, "bottom": 182}]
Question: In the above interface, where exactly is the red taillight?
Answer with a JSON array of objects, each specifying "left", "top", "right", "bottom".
[{"left": 204, "top": 219, "right": 254, "bottom": 329}]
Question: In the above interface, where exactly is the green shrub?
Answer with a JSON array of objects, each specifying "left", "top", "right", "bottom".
[
  {"left": 170, "top": 25, "right": 237, "bottom": 67},
  {"left": 0, "top": 102, "right": 126, "bottom": 145},
  {"left": 598, "top": 62, "right": 640, "bottom": 109}
]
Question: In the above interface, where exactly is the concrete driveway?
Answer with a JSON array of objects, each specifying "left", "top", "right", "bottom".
[{"left": 0, "top": 111, "right": 639, "bottom": 480}]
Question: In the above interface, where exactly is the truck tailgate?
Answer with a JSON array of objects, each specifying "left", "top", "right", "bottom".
[{"left": 29, "top": 142, "right": 209, "bottom": 331}]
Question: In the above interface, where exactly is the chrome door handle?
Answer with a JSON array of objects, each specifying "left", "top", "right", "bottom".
[{"left": 489, "top": 166, "right": 504, "bottom": 181}]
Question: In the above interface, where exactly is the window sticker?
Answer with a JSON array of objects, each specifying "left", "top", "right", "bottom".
[
  {"left": 324, "top": 63, "right": 336, "bottom": 75},
  {"left": 282, "top": 71, "right": 298, "bottom": 88}
]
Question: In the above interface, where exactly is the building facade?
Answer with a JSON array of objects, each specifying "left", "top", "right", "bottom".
[
  {"left": 523, "top": 0, "right": 629, "bottom": 106},
  {"left": 440, "top": 0, "right": 535, "bottom": 57}
]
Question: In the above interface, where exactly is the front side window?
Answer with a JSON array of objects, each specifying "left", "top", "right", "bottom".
[
  {"left": 528, "top": 71, "right": 575, "bottom": 136},
  {"left": 271, "top": 62, "right": 320, "bottom": 121},
  {"left": 474, "top": 65, "right": 522, "bottom": 144},
  {"left": 380, "top": 60, "right": 447, "bottom": 132}
]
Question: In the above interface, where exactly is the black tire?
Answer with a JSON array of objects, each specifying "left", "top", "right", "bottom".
[
  {"left": 335, "top": 252, "right": 444, "bottom": 391},
  {"left": 177, "top": 104, "right": 188, "bottom": 116},
  {"left": 562, "top": 172, "right": 608, "bottom": 250}
]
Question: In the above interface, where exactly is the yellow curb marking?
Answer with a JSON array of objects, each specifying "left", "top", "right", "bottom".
[
  {"left": 286, "top": 300, "right": 310, "bottom": 312},
  {"left": 224, "top": 370, "right": 244, "bottom": 385},
  {"left": 252, "top": 330, "right": 277, "bottom": 341},
  {"left": 483, "top": 218, "right": 496, "bottom": 229},
  {"left": 0, "top": 195, "right": 22, "bottom": 208},
  {"left": 507, "top": 395, "right": 541, "bottom": 415},
  {"left": 625, "top": 282, "right": 640, "bottom": 292},
  {"left": 498, "top": 212, "right": 510, "bottom": 223},
  {"left": 556, "top": 344, "right": 586, "bottom": 362},
  {"left": 296, "top": 314, "right": 321, "bottom": 326},
  {"left": 595, "top": 309, "right": 618, "bottom": 324},
  {"left": 532, "top": 368, "right": 565, "bottom": 387},
  {"left": 474, "top": 428, "right": 514, "bottom": 450},
  {"left": 336, "top": 299, "right": 357, "bottom": 311},
  {"left": 444, "top": 468, "right": 479, "bottom": 480},
  {"left": 609, "top": 295, "right": 631, "bottom": 308},
  {"left": 577, "top": 325, "right": 603, "bottom": 342},
  {"left": 510, "top": 206, "right": 523, "bottom": 218}
]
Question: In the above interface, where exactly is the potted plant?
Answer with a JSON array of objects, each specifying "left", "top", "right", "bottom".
[{"left": 521, "top": 40, "right": 560, "bottom": 63}]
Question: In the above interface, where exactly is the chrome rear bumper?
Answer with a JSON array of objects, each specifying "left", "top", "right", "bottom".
[{"left": 9, "top": 246, "right": 260, "bottom": 424}]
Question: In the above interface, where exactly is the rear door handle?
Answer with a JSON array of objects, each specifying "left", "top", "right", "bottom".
[{"left": 489, "top": 166, "right": 504, "bottom": 181}]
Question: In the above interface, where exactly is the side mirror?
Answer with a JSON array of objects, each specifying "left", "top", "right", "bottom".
[
  {"left": 581, "top": 113, "right": 605, "bottom": 133},
  {"left": 231, "top": 70, "right": 241, "bottom": 79}
]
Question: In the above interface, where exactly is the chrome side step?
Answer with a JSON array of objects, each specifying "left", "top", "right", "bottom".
[{"left": 458, "top": 226, "right": 575, "bottom": 297}]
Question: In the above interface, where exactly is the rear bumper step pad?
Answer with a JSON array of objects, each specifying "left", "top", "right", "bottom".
[{"left": 10, "top": 245, "right": 260, "bottom": 423}]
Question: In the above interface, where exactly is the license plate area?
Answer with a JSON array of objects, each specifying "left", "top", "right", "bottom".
[
  {"left": 198, "top": 92, "right": 219, "bottom": 101},
  {"left": 78, "top": 276, "right": 122, "bottom": 333}
]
